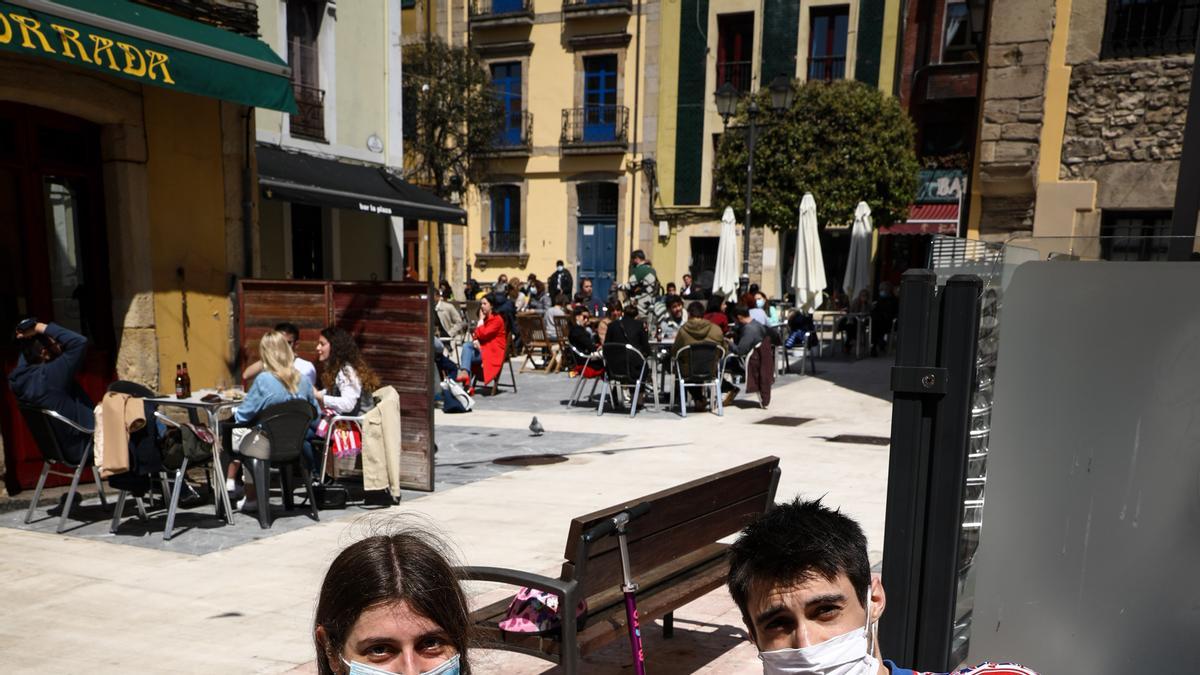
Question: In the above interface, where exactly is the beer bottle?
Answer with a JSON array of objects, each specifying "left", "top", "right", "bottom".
[
  {"left": 174, "top": 364, "right": 184, "bottom": 398},
  {"left": 181, "top": 361, "right": 192, "bottom": 398}
]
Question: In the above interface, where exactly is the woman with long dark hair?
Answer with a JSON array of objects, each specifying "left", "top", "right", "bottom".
[
  {"left": 314, "top": 530, "right": 472, "bottom": 674},
  {"left": 315, "top": 326, "right": 381, "bottom": 415}
]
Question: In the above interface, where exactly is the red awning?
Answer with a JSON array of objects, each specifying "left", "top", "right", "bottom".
[{"left": 880, "top": 202, "right": 960, "bottom": 235}]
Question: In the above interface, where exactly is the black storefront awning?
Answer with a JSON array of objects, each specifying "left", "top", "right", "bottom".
[{"left": 257, "top": 145, "right": 465, "bottom": 224}]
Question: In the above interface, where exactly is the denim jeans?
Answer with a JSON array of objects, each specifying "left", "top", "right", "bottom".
[{"left": 459, "top": 341, "right": 483, "bottom": 375}]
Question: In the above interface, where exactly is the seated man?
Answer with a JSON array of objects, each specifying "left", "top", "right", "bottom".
[
  {"left": 728, "top": 498, "right": 1037, "bottom": 675},
  {"left": 671, "top": 301, "right": 723, "bottom": 356},
  {"left": 242, "top": 321, "right": 318, "bottom": 387},
  {"left": 8, "top": 320, "right": 93, "bottom": 463},
  {"left": 723, "top": 305, "right": 768, "bottom": 404},
  {"left": 655, "top": 294, "right": 686, "bottom": 341},
  {"left": 604, "top": 303, "right": 651, "bottom": 356}
]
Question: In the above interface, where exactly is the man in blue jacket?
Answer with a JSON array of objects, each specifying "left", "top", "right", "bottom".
[{"left": 8, "top": 320, "right": 94, "bottom": 463}]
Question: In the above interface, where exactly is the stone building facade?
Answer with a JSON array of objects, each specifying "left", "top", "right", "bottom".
[{"left": 971, "top": 0, "right": 1200, "bottom": 257}]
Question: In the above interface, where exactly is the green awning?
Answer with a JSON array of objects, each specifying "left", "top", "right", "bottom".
[{"left": 0, "top": 0, "right": 297, "bottom": 113}]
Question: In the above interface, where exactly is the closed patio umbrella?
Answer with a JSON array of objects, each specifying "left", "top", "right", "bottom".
[
  {"left": 842, "top": 201, "right": 873, "bottom": 299},
  {"left": 789, "top": 193, "right": 827, "bottom": 312},
  {"left": 712, "top": 206, "right": 740, "bottom": 301}
]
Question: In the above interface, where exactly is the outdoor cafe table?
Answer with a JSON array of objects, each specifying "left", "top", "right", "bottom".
[{"left": 145, "top": 390, "right": 242, "bottom": 525}]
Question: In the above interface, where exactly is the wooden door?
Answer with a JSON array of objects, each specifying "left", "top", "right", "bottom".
[{"left": 0, "top": 102, "right": 113, "bottom": 493}]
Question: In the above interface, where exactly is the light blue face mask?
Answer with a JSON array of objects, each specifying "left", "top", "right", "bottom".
[
  {"left": 756, "top": 298, "right": 766, "bottom": 309},
  {"left": 341, "top": 653, "right": 460, "bottom": 675}
]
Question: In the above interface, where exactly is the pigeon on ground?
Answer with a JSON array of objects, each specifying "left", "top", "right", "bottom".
[{"left": 529, "top": 416, "right": 544, "bottom": 437}]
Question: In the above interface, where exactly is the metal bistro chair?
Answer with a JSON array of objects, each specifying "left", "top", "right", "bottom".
[
  {"left": 245, "top": 399, "right": 320, "bottom": 529},
  {"left": 18, "top": 405, "right": 107, "bottom": 533},
  {"left": 566, "top": 343, "right": 604, "bottom": 408},
  {"left": 319, "top": 413, "right": 366, "bottom": 485},
  {"left": 597, "top": 343, "right": 655, "bottom": 417},
  {"left": 110, "top": 410, "right": 190, "bottom": 540},
  {"left": 671, "top": 343, "right": 726, "bottom": 418}
]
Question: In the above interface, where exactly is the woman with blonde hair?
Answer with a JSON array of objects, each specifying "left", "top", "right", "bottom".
[{"left": 225, "top": 331, "right": 320, "bottom": 512}]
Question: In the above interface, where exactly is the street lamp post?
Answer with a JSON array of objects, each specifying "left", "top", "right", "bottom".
[{"left": 716, "top": 76, "right": 795, "bottom": 287}]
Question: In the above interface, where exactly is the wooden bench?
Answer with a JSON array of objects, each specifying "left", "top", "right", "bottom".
[{"left": 457, "top": 456, "right": 781, "bottom": 674}]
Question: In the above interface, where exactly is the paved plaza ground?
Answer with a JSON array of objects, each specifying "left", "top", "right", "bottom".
[{"left": 0, "top": 354, "right": 893, "bottom": 674}]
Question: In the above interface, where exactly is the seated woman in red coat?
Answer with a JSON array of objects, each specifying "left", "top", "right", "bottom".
[{"left": 456, "top": 296, "right": 507, "bottom": 390}]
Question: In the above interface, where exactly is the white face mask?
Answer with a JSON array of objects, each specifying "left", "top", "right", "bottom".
[
  {"left": 556, "top": 265, "right": 564, "bottom": 272},
  {"left": 342, "top": 653, "right": 460, "bottom": 675},
  {"left": 758, "top": 592, "right": 878, "bottom": 675}
]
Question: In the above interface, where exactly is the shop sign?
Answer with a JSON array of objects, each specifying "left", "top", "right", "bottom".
[{"left": 917, "top": 169, "right": 966, "bottom": 204}]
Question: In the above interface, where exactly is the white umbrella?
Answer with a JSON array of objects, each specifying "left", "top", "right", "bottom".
[
  {"left": 712, "top": 206, "right": 740, "bottom": 301},
  {"left": 789, "top": 193, "right": 827, "bottom": 312},
  {"left": 842, "top": 201, "right": 873, "bottom": 299}
]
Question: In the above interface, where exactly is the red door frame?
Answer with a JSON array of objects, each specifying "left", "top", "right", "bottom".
[{"left": 0, "top": 101, "right": 114, "bottom": 494}]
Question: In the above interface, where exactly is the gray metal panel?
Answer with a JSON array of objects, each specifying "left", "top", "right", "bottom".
[{"left": 967, "top": 261, "right": 1200, "bottom": 672}]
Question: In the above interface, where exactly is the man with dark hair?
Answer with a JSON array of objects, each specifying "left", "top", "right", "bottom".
[
  {"left": 671, "top": 301, "right": 723, "bottom": 355},
  {"left": 8, "top": 320, "right": 93, "bottom": 463},
  {"left": 628, "top": 250, "right": 658, "bottom": 319},
  {"left": 242, "top": 321, "right": 318, "bottom": 386},
  {"left": 548, "top": 259, "right": 573, "bottom": 301},
  {"left": 728, "top": 498, "right": 1037, "bottom": 675},
  {"left": 604, "top": 303, "right": 651, "bottom": 356},
  {"left": 722, "top": 305, "right": 769, "bottom": 405},
  {"left": 655, "top": 294, "right": 686, "bottom": 341}
]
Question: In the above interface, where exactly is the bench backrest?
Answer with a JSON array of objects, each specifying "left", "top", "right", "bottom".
[{"left": 561, "top": 456, "right": 780, "bottom": 597}]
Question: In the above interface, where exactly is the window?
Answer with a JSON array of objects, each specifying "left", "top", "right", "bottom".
[
  {"left": 291, "top": 203, "right": 325, "bottom": 279},
  {"left": 716, "top": 13, "right": 755, "bottom": 93},
  {"left": 287, "top": 0, "right": 326, "bottom": 140},
  {"left": 808, "top": 6, "right": 849, "bottom": 81},
  {"left": 1100, "top": 210, "right": 1172, "bottom": 261},
  {"left": 583, "top": 55, "right": 618, "bottom": 142},
  {"left": 1102, "top": 0, "right": 1200, "bottom": 59},
  {"left": 942, "top": 0, "right": 985, "bottom": 62},
  {"left": 489, "top": 185, "right": 521, "bottom": 252},
  {"left": 490, "top": 62, "right": 523, "bottom": 146}
]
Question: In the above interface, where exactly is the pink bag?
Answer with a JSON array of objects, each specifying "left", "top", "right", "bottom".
[{"left": 498, "top": 587, "right": 588, "bottom": 635}]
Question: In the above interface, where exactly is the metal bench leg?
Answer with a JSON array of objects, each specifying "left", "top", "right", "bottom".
[
  {"left": 110, "top": 490, "right": 129, "bottom": 533},
  {"left": 164, "top": 457, "right": 189, "bottom": 541},
  {"left": 663, "top": 610, "right": 675, "bottom": 638},
  {"left": 24, "top": 462, "right": 51, "bottom": 524},
  {"left": 57, "top": 462, "right": 86, "bottom": 533}
]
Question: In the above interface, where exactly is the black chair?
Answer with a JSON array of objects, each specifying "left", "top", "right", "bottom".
[
  {"left": 598, "top": 343, "right": 654, "bottom": 417},
  {"left": 242, "top": 399, "right": 319, "bottom": 529},
  {"left": 565, "top": 343, "right": 603, "bottom": 407},
  {"left": 671, "top": 343, "right": 726, "bottom": 418},
  {"left": 18, "top": 405, "right": 107, "bottom": 533}
]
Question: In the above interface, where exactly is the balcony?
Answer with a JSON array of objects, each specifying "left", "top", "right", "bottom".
[
  {"left": 483, "top": 110, "right": 533, "bottom": 157},
  {"left": 716, "top": 60, "right": 753, "bottom": 94},
  {"left": 562, "top": 0, "right": 632, "bottom": 19},
  {"left": 560, "top": 105, "right": 629, "bottom": 154},
  {"left": 807, "top": 55, "right": 846, "bottom": 82},
  {"left": 489, "top": 230, "right": 522, "bottom": 253},
  {"left": 469, "top": 0, "right": 534, "bottom": 27},
  {"left": 290, "top": 83, "right": 326, "bottom": 141}
]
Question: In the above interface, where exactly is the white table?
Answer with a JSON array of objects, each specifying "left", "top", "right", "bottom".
[{"left": 145, "top": 391, "right": 241, "bottom": 530}]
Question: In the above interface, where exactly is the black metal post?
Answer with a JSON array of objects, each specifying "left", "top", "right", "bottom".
[
  {"left": 1168, "top": 31, "right": 1200, "bottom": 260},
  {"left": 914, "top": 274, "right": 981, "bottom": 669},
  {"left": 879, "top": 269, "right": 940, "bottom": 668},
  {"left": 879, "top": 271, "right": 982, "bottom": 671},
  {"left": 743, "top": 102, "right": 759, "bottom": 278}
]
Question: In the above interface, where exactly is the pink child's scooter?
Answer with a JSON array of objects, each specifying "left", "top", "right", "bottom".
[{"left": 583, "top": 501, "right": 653, "bottom": 675}]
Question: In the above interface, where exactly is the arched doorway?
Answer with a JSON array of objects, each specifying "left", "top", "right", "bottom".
[{"left": 0, "top": 101, "right": 113, "bottom": 492}]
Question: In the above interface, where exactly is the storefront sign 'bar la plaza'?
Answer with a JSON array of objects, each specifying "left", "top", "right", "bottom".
[{"left": 0, "top": 0, "right": 297, "bottom": 113}]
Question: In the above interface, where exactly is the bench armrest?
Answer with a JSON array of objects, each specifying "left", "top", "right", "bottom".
[{"left": 455, "top": 566, "right": 575, "bottom": 598}]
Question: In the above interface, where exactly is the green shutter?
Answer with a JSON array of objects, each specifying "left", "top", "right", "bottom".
[
  {"left": 760, "top": 0, "right": 799, "bottom": 83},
  {"left": 854, "top": 0, "right": 886, "bottom": 88},
  {"left": 673, "top": 0, "right": 708, "bottom": 206}
]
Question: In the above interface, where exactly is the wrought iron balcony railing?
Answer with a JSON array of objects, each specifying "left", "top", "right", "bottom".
[
  {"left": 494, "top": 110, "right": 533, "bottom": 149},
  {"left": 290, "top": 83, "right": 326, "bottom": 141},
  {"left": 489, "top": 230, "right": 522, "bottom": 253},
  {"left": 562, "top": 0, "right": 632, "bottom": 13},
  {"left": 716, "top": 60, "right": 753, "bottom": 93},
  {"left": 808, "top": 55, "right": 846, "bottom": 82},
  {"left": 560, "top": 105, "right": 629, "bottom": 149}
]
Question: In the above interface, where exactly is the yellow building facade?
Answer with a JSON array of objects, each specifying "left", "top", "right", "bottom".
[
  {"left": 407, "top": 0, "right": 656, "bottom": 300},
  {"left": 651, "top": 0, "right": 902, "bottom": 297}
]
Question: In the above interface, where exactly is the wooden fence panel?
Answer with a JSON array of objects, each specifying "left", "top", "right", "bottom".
[{"left": 238, "top": 279, "right": 435, "bottom": 492}]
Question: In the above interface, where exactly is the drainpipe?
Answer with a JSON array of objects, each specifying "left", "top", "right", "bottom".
[
  {"left": 243, "top": 107, "right": 255, "bottom": 279},
  {"left": 627, "top": 0, "right": 643, "bottom": 264}
]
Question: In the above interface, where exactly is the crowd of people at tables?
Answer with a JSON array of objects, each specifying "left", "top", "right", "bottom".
[{"left": 432, "top": 250, "right": 901, "bottom": 407}]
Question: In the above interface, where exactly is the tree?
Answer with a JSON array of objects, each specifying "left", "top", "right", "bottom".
[
  {"left": 713, "top": 80, "right": 919, "bottom": 231},
  {"left": 403, "top": 38, "right": 503, "bottom": 278}
]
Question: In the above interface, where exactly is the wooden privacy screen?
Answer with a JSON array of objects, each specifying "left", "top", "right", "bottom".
[{"left": 237, "top": 280, "right": 435, "bottom": 491}]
